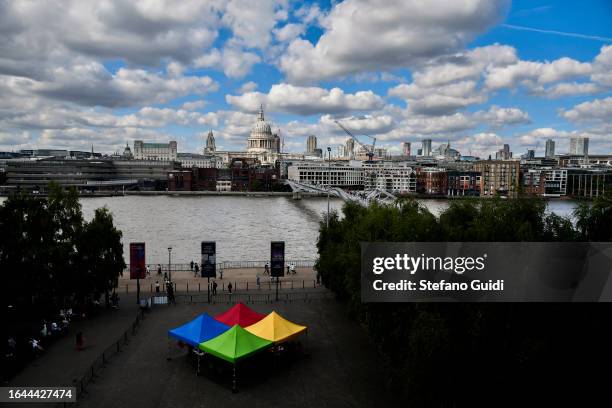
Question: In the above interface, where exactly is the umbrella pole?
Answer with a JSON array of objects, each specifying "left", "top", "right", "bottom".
[
  {"left": 166, "top": 336, "right": 172, "bottom": 361},
  {"left": 232, "top": 363, "right": 238, "bottom": 393}
]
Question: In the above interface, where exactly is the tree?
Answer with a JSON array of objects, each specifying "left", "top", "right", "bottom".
[
  {"left": 315, "top": 196, "right": 611, "bottom": 406},
  {"left": 77, "top": 207, "right": 126, "bottom": 306},
  {"left": 0, "top": 187, "right": 125, "bottom": 318}
]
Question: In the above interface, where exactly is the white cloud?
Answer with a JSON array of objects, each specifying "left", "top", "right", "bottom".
[
  {"left": 560, "top": 97, "right": 612, "bottom": 123},
  {"left": 26, "top": 63, "right": 218, "bottom": 107},
  {"left": 238, "top": 81, "right": 258, "bottom": 94},
  {"left": 485, "top": 57, "right": 592, "bottom": 90},
  {"left": 390, "top": 80, "right": 486, "bottom": 115},
  {"left": 195, "top": 47, "right": 261, "bottom": 78},
  {"left": 0, "top": 131, "right": 31, "bottom": 146},
  {"left": 226, "top": 83, "right": 384, "bottom": 115},
  {"left": 221, "top": 0, "right": 287, "bottom": 49},
  {"left": 181, "top": 100, "right": 206, "bottom": 110},
  {"left": 279, "top": 0, "right": 509, "bottom": 82},
  {"left": 592, "top": 45, "right": 612, "bottom": 87},
  {"left": 273, "top": 23, "right": 305, "bottom": 43},
  {"left": 541, "top": 82, "right": 602, "bottom": 98},
  {"left": 474, "top": 105, "right": 530, "bottom": 127}
]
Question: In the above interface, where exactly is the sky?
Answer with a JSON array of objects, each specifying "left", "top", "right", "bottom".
[{"left": 0, "top": 0, "right": 611, "bottom": 157}]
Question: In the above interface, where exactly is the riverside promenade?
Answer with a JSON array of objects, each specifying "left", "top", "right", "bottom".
[{"left": 118, "top": 265, "right": 318, "bottom": 294}]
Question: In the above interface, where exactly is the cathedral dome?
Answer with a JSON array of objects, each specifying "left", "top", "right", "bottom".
[
  {"left": 250, "top": 105, "right": 273, "bottom": 137},
  {"left": 247, "top": 105, "right": 277, "bottom": 154}
]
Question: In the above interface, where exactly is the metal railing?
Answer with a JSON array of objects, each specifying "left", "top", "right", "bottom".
[
  {"left": 71, "top": 307, "right": 147, "bottom": 402},
  {"left": 176, "top": 291, "right": 331, "bottom": 304},
  {"left": 125, "top": 259, "right": 316, "bottom": 274},
  {"left": 121, "top": 279, "right": 320, "bottom": 294}
]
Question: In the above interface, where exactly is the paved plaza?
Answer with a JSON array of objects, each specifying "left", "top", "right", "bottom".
[{"left": 74, "top": 297, "right": 397, "bottom": 408}]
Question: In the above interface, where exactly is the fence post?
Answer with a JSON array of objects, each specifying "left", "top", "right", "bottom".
[
  {"left": 187, "top": 283, "right": 189, "bottom": 293},
  {"left": 302, "top": 280, "right": 305, "bottom": 289}
]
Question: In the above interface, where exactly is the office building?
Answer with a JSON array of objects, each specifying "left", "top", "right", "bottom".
[
  {"left": 421, "top": 139, "right": 432, "bottom": 157},
  {"left": 402, "top": 142, "right": 411, "bottom": 156},
  {"left": 134, "top": 140, "right": 177, "bottom": 161},
  {"left": 474, "top": 160, "right": 520, "bottom": 198},
  {"left": 569, "top": 137, "right": 589, "bottom": 156},
  {"left": 545, "top": 139, "right": 555, "bottom": 158}
]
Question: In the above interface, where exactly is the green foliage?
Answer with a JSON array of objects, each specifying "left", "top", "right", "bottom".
[
  {"left": 0, "top": 185, "right": 125, "bottom": 317},
  {"left": 316, "top": 195, "right": 612, "bottom": 405},
  {"left": 574, "top": 192, "right": 612, "bottom": 241}
]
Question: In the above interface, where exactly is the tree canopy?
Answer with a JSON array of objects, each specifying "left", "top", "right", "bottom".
[
  {"left": 316, "top": 195, "right": 612, "bottom": 406},
  {"left": 1, "top": 185, "right": 126, "bottom": 319}
]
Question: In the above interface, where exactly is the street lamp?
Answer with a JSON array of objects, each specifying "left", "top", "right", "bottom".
[
  {"left": 327, "top": 147, "right": 331, "bottom": 228},
  {"left": 167, "top": 247, "right": 172, "bottom": 283}
]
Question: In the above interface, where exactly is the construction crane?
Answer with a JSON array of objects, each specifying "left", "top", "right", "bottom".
[{"left": 334, "top": 120, "right": 377, "bottom": 163}]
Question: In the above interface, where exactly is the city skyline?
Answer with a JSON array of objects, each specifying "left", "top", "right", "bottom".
[{"left": 1, "top": 0, "right": 611, "bottom": 157}]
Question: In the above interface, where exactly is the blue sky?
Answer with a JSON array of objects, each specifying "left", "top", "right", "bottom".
[{"left": 0, "top": 0, "right": 611, "bottom": 157}]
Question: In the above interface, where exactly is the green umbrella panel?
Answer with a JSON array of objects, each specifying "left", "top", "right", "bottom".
[{"left": 198, "top": 324, "right": 273, "bottom": 364}]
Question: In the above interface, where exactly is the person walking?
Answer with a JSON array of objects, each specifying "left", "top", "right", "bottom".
[
  {"left": 264, "top": 263, "right": 269, "bottom": 275},
  {"left": 155, "top": 280, "right": 160, "bottom": 293},
  {"left": 212, "top": 281, "right": 217, "bottom": 295},
  {"left": 76, "top": 332, "right": 84, "bottom": 351},
  {"left": 194, "top": 263, "right": 199, "bottom": 277},
  {"left": 256, "top": 275, "right": 261, "bottom": 290},
  {"left": 157, "top": 264, "right": 162, "bottom": 275},
  {"left": 190, "top": 260, "right": 194, "bottom": 271},
  {"left": 227, "top": 282, "right": 233, "bottom": 294},
  {"left": 146, "top": 265, "right": 151, "bottom": 277}
]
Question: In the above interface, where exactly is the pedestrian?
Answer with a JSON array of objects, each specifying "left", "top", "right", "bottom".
[
  {"left": 146, "top": 265, "right": 151, "bottom": 277},
  {"left": 157, "top": 264, "right": 162, "bottom": 275},
  {"left": 256, "top": 275, "right": 261, "bottom": 289},
  {"left": 155, "top": 280, "right": 160, "bottom": 293},
  {"left": 76, "top": 332, "right": 84, "bottom": 351},
  {"left": 194, "top": 263, "right": 199, "bottom": 277},
  {"left": 190, "top": 260, "right": 194, "bottom": 271},
  {"left": 163, "top": 272, "right": 168, "bottom": 281},
  {"left": 212, "top": 281, "right": 217, "bottom": 295},
  {"left": 228, "top": 282, "right": 233, "bottom": 294},
  {"left": 286, "top": 265, "right": 290, "bottom": 275},
  {"left": 219, "top": 268, "right": 223, "bottom": 280},
  {"left": 264, "top": 263, "right": 269, "bottom": 275}
]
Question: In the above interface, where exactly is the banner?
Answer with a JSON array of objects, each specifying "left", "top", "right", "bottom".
[
  {"left": 129, "top": 242, "right": 146, "bottom": 280},
  {"left": 201, "top": 241, "right": 216, "bottom": 278},
  {"left": 361, "top": 242, "right": 612, "bottom": 302},
  {"left": 271, "top": 241, "right": 285, "bottom": 277}
]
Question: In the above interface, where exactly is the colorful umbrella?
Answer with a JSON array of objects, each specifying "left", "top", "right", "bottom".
[
  {"left": 168, "top": 313, "right": 230, "bottom": 347},
  {"left": 199, "top": 324, "right": 272, "bottom": 364},
  {"left": 214, "top": 302, "right": 266, "bottom": 327},
  {"left": 245, "top": 311, "right": 307, "bottom": 343}
]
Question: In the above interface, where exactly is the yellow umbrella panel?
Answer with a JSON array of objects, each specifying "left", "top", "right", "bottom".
[{"left": 245, "top": 311, "right": 307, "bottom": 344}]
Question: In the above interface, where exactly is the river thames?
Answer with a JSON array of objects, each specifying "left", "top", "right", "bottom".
[
  {"left": 0, "top": 195, "right": 580, "bottom": 263},
  {"left": 76, "top": 196, "right": 577, "bottom": 264}
]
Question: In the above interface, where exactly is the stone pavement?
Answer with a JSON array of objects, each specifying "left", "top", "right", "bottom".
[
  {"left": 76, "top": 298, "right": 398, "bottom": 408},
  {"left": 9, "top": 294, "right": 142, "bottom": 390}
]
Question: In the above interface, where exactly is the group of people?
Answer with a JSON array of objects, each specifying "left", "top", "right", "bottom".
[
  {"left": 189, "top": 260, "right": 200, "bottom": 277},
  {"left": 263, "top": 262, "right": 297, "bottom": 276}
]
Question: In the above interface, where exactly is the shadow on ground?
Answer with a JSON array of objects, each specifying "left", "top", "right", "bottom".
[{"left": 78, "top": 299, "right": 399, "bottom": 408}]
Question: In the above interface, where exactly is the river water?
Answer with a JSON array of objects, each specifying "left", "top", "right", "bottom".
[{"left": 0, "top": 196, "right": 579, "bottom": 263}]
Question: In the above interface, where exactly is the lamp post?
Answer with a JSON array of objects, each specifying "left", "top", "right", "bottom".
[
  {"left": 327, "top": 147, "right": 331, "bottom": 228},
  {"left": 167, "top": 247, "right": 172, "bottom": 283}
]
